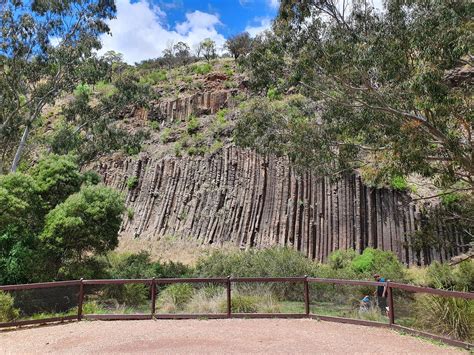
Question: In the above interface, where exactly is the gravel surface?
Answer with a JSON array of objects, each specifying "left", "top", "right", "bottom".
[{"left": 0, "top": 319, "right": 465, "bottom": 354}]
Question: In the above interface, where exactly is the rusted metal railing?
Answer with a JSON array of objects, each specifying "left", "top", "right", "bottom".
[{"left": 0, "top": 277, "right": 472, "bottom": 349}]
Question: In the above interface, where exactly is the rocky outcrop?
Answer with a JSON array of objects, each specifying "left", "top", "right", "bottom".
[
  {"left": 95, "top": 147, "right": 464, "bottom": 266},
  {"left": 140, "top": 90, "right": 236, "bottom": 123}
]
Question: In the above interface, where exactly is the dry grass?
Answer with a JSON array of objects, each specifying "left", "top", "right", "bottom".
[{"left": 116, "top": 235, "right": 240, "bottom": 266}]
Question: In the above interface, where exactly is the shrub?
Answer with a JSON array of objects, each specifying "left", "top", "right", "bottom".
[
  {"left": 426, "top": 262, "right": 457, "bottom": 290},
  {"left": 266, "top": 87, "right": 281, "bottom": 100},
  {"left": 228, "top": 294, "right": 258, "bottom": 313},
  {"left": 192, "top": 63, "right": 212, "bottom": 75},
  {"left": 195, "top": 247, "right": 314, "bottom": 300},
  {"left": 186, "top": 287, "right": 226, "bottom": 314},
  {"left": 329, "top": 249, "right": 356, "bottom": 270},
  {"left": 210, "top": 140, "right": 224, "bottom": 153},
  {"left": 149, "top": 121, "right": 160, "bottom": 130},
  {"left": 127, "top": 207, "right": 135, "bottom": 220},
  {"left": 389, "top": 175, "right": 409, "bottom": 191},
  {"left": 158, "top": 284, "right": 194, "bottom": 312},
  {"left": 350, "top": 248, "right": 406, "bottom": 281},
  {"left": 0, "top": 291, "right": 20, "bottom": 322},
  {"left": 187, "top": 116, "right": 199, "bottom": 135},
  {"left": 174, "top": 142, "right": 183, "bottom": 157},
  {"left": 127, "top": 176, "right": 139, "bottom": 189},
  {"left": 160, "top": 128, "right": 172, "bottom": 143},
  {"left": 414, "top": 294, "right": 473, "bottom": 342}
]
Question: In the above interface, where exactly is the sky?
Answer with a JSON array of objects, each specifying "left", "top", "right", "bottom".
[{"left": 99, "top": 0, "right": 280, "bottom": 64}]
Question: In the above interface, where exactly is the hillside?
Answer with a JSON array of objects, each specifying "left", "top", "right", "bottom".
[{"left": 80, "top": 58, "right": 462, "bottom": 266}]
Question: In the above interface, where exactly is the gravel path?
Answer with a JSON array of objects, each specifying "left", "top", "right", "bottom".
[{"left": 0, "top": 319, "right": 465, "bottom": 354}]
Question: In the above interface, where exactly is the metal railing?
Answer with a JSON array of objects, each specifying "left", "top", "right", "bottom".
[{"left": 0, "top": 277, "right": 472, "bottom": 349}]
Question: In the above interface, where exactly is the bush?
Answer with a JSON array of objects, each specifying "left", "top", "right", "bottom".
[
  {"left": 329, "top": 249, "right": 356, "bottom": 270},
  {"left": 0, "top": 291, "right": 20, "bottom": 322},
  {"left": 160, "top": 128, "right": 172, "bottom": 143},
  {"left": 389, "top": 175, "right": 409, "bottom": 191},
  {"left": 195, "top": 247, "right": 314, "bottom": 300},
  {"left": 127, "top": 176, "right": 139, "bottom": 189},
  {"left": 350, "top": 248, "right": 406, "bottom": 281},
  {"left": 192, "top": 63, "right": 212, "bottom": 75},
  {"left": 414, "top": 294, "right": 473, "bottom": 342},
  {"left": 228, "top": 294, "right": 259, "bottom": 313},
  {"left": 186, "top": 116, "right": 199, "bottom": 135},
  {"left": 186, "top": 287, "right": 226, "bottom": 314},
  {"left": 158, "top": 284, "right": 194, "bottom": 312}
]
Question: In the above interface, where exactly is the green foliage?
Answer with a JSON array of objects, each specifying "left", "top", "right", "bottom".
[
  {"left": 106, "top": 251, "right": 192, "bottom": 280},
  {"left": 186, "top": 116, "right": 200, "bottom": 135},
  {"left": 41, "top": 185, "right": 125, "bottom": 262},
  {"left": 0, "top": 291, "right": 19, "bottom": 322},
  {"left": 127, "top": 208, "right": 135, "bottom": 220},
  {"left": 161, "top": 128, "right": 172, "bottom": 143},
  {"left": 225, "top": 32, "right": 252, "bottom": 60},
  {"left": 30, "top": 155, "right": 83, "bottom": 209},
  {"left": 47, "top": 121, "right": 83, "bottom": 156},
  {"left": 244, "top": 1, "right": 473, "bottom": 191},
  {"left": 94, "top": 81, "right": 117, "bottom": 98},
  {"left": 229, "top": 294, "right": 259, "bottom": 313},
  {"left": 267, "top": 87, "right": 281, "bottom": 101},
  {"left": 195, "top": 247, "right": 314, "bottom": 279},
  {"left": 127, "top": 176, "right": 139, "bottom": 189},
  {"left": 329, "top": 249, "right": 356, "bottom": 270},
  {"left": 192, "top": 63, "right": 212, "bottom": 75},
  {"left": 74, "top": 83, "right": 92, "bottom": 98},
  {"left": 158, "top": 284, "right": 194, "bottom": 310},
  {"left": 426, "top": 260, "right": 474, "bottom": 292},
  {"left": 199, "top": 38, "right": 217, "bottom": 62},
  {"left": 149, "top": 121, "right": 160, "bottom": 130},
  {"left": 212, "top": 109, "right": 229, "bottom": 136},
  {"left": 389, "top": 176, "right": 409, "bottom": 191},
  {"left": 350, "top": 248, "right": 406, "bottom": 281},
  {"left": 174, "top": 142, "right": 183, "bottom": 157},
  {"left": 210, "top": 140, "right": 224, "bottom": 154},
  {"left": 141, "top": 70, "right": 167, "bottom": 85},
  {"left": 414, "top": 294, "right": 473, "bottom": 342},
  {"left": 1, "top": 0, "right": 116, "bottom": 171}
]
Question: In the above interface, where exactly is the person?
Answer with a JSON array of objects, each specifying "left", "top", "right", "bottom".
[
  {"left": 359, "top": 295, "right": 371, "bottom": 314},
  {"left": 373, "top": 274, "right": 388, "bottom": 315}
]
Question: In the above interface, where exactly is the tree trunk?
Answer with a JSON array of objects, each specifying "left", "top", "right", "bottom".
[{"left": 10, "top": 124, "right": 30, "bottom": 172}]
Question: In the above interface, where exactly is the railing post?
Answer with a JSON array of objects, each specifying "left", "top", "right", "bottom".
[
  {"left": 226, "top": 276, "right": 232, "bottom": 318},
  {"left": 304, "top": 275, "right": 310, "bottom": 316},
  {"left": 387, "top": 281, "right": 395, "bottom": 325},
  {"left": 151, "top": 278, "right": 156, "bottom": 318},
  {"left": 77, "top": 278, "right": 84, "bottom": 321}
]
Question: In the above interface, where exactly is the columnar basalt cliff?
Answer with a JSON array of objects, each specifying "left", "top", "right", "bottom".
[{"left": 95, "top": 147, "right": 462, "bottom": 266}]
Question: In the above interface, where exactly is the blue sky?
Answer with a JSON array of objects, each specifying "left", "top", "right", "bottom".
[{"left": 100, "top": 0, "right": 280, "bottom": 63}]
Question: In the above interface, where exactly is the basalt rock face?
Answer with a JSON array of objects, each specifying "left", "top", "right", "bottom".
[
  {"left": 133, "top": 90, "right": 236, "bottom": 123},
  {"left": 95, "top": 147, "right": 462, "bottom": 266}
]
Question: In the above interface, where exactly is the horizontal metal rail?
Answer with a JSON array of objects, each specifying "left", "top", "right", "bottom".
[
  {"left": 308, "top": 278, "right": 385, "bottom": 287},
  {"left": 83, "top": 279, "right": 152, "bottom": 285},
  {"left": 0, "top": 280, "right": 80, "bottom": 291},
  {"left": 389, "top": 282, "right": 474, "bottom": 299}
]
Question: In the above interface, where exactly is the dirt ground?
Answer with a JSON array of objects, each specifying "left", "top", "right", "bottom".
[{"left": 0, "top": 319, "right": 465, "bottom": 354}]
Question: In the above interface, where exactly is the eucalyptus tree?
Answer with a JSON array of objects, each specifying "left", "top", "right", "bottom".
[
  {"left": 0, "top": 0, "right": 116, "bottom": 172},
  {"left": 242, "top": 0, "right": 473, "bottom": 192}
]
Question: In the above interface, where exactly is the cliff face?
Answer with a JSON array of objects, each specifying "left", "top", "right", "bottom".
[{"left": 95, "top": 147, "right": 461, "bottom": 266}]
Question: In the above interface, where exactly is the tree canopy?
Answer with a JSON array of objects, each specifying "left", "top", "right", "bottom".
[
  {"left": 241, "top": 0, "right": 473, "bottom": 192},
  {"left": 0, "top": 155, "right": 125, "bottom": 284},
  {"left": 0, "top": 0, "right": 116, "bottom": 172}
]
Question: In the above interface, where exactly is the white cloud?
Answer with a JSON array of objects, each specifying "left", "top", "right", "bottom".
[
  {"left": 268, "top": 0, "right": 279, "bottom": 9},
  {"left": 245, "top": 18, "right": 272, "bottom": 37},
  {"left": 99, "top": 0, "right": 226, "bottom": 64}
]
